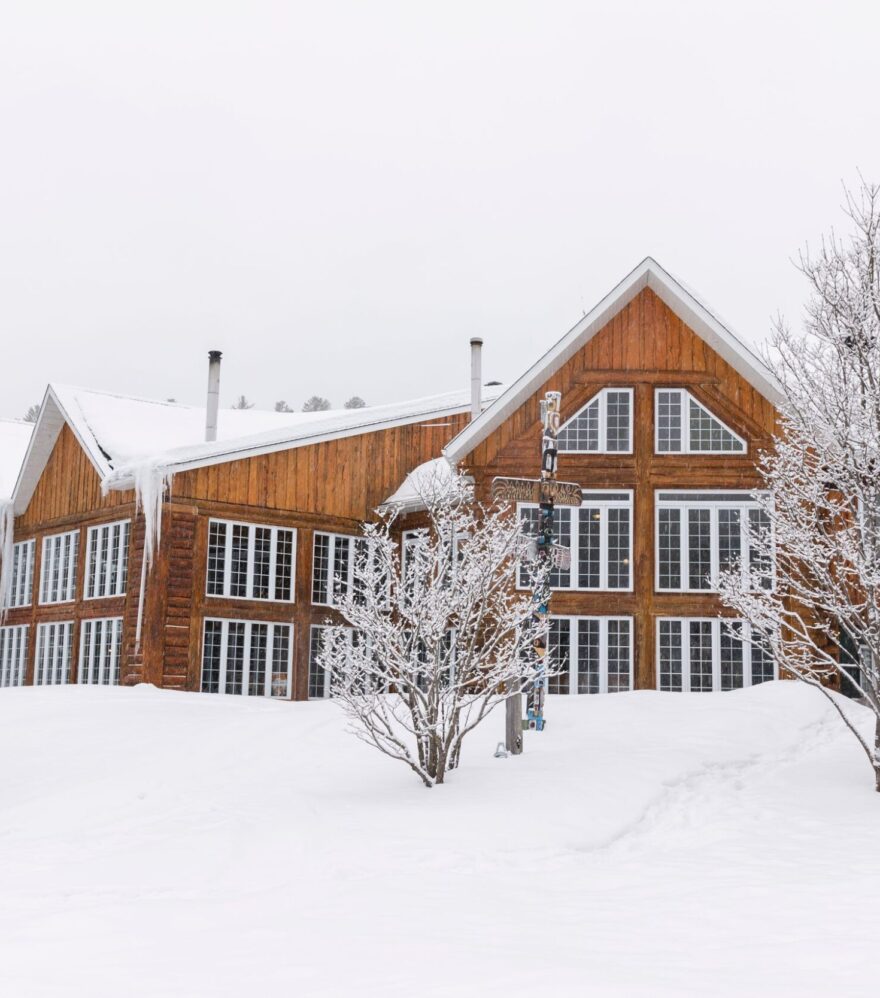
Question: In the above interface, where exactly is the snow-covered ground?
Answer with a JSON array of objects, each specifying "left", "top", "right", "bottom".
[{"left": 0, "top": 683, "right": 877, "bottom": 997}]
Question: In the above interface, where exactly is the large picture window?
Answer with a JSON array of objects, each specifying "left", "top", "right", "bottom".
[
  {"left": 657, "top": 618, "right": 775, "bottom": 692},
  {"left": 85, "top": 520, "right": 130, "bottom": 599},
  {"left": 206, "top": 520, "right": 296, "bottom": 602},
  {"left": 542, "top": 616, "right": 633, "bottom": 694},
  {"left": 201, "top": 618, "right": 293, "bottom": 698},
  {"left": 518, "top": 491, "right": 632, "bottom": 591},
  {"left": 78, "top": 617, "right": 123, "bottom": 685},
  {"left": 8, "top": 539, "right": 35, "bottom": 608},
  {"left": 656, "top": 491, "right": 773, "bottom": 592},
  {"left": 557, "top": 388, "right": 633, "bottom": 454},
  {"left": 39, "top": 530, "right": 79, "bottom": 605},
  {"left": 655, "top": 389, "right": 746, "bottom": 454},
  {"left": 312, "top": 533, "right": 387, "bottom": 607},
  {"left": 34, "top": 621, "right": 74, "bottom": 685},
  {"left": 0, "top": 625, "right": 28, "bottom": 687}
]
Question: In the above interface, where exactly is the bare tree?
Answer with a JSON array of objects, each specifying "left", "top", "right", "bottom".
[
  {"left": 231, "top": 395, "right": 255, "bottom": 410},
  {"left": 718, "top": 178, "right": 880, "bottom": 790},
  {"left": 315, "top": 471, "right": 548, "bottom": 787},
  {"left": 302, "top": 396, "right": 332, "bottom": 412},
  {"left": 344, "top": 396, "right": 366, "bottom": 409},
  {"left": 274, "top": 400, "right": 293, "bottom": 412},
  {"left": 22, "top": 404, "right": 39, "bottom": 423}
]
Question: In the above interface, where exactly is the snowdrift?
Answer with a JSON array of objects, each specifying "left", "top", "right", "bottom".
[{"left": 0, "top": 682, "right": 876, "bottom": 997}]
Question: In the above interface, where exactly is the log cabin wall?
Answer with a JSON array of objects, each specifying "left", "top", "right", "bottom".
[{"left": 459, "top": 286, "right": 778, "bottom": 691}]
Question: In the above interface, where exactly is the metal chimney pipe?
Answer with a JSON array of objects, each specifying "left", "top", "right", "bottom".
[
  {"left": 470, "top": 337, "right": 483, "bottom": 422},
  {"left": 205, "top": 350, "right": 222, "bottom": 442}
]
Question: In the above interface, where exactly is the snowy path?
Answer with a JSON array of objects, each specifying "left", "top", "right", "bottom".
[{"left": 0, "top": 683, "right": 877, "bottom": 996}]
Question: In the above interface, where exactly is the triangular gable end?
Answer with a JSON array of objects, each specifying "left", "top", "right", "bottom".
[
  {"left": 11, "top": 387, "right": 111, "bottom": 516},
  {"left": 443, "top": 257, "right": 782, "bottom": 466}
]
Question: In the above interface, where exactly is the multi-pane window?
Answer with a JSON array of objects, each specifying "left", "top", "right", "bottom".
[
  {"left": 545, "top": 616, "right": 633, "bottom": 694},
  {"left": 206, "top": 520, "right": 296, "bottom": 602},
  {"left": 655, "top": 389, "right": 746, "bottom": 453},
  {"left": 85, "top": 520, "right": 130, "bottom": 599},
  {"left": 7, "top": 539, "right": 35, "bottom": 608},
  {"left": 0, "top": 625, "right": 28, "bottom": 687},
  {"left": 34, "top": 621, "right": 74, "bottom": 685},
  {"left": 309, "top": 624, "right": 342, "bottom": 699},
  {"left": 655, "top": 491, "right": 773, "bottom": 591},
  {"left": 657, "top": 618, "right": 775, "bottom": 692},
  {"left": 78, "top": 617, "right": 123, "bottom": 685},
  {"left": 39, "top": 530, "right": 79, "bottom": 604},
  {"left": 201, "top": 618, "right": 292, "bottom": 698},
  {"left": 519, "top": 492, "right": 632, "bottom": 591},
  {"left": 312, "top": 533, "right": 387, "bottom": 607},
  {"left": 557, "top": 388, "right": 633, "bottom": 453}
]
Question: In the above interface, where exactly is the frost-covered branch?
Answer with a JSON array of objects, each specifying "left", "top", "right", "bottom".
[{"left": 316, "top": 469, "right": 550, "bottom": 787}]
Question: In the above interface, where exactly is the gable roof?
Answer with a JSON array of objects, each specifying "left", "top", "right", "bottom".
[
  {"left": 0, "top": 419, "right": 34, "bottom": 502},
  {"left": 443, "top": 257, "right": 783, "bottom": 465},
  {"left": 11, "top": 382, "right": 506, "bottom": 511}
]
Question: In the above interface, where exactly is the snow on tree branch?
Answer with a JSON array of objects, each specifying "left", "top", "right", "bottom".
[
  {"left": 316, "top": 468, "right": 550, "bottom": 787},
  {"left": 718, "top": 177, "right": 880, "bottom": 790}
]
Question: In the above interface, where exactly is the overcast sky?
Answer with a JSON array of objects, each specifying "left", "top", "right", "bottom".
[{"left": 2, "top": 1, "right": 878, "bottom": 417}]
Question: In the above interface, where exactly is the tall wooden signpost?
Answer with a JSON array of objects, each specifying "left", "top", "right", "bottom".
[{"left": 492, "top": 391, "right": 581, "bottom": 753}]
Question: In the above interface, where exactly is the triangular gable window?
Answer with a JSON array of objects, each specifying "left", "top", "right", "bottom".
[
  {"left": 655, "top": 389, "right": 746, "bottom": 454},
  {"left": 557, "top": 388, "right": 632, "bottom": 454}
]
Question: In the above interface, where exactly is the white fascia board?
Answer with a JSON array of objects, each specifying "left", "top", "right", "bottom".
[
  {"left": 444, "top": 257, "right": 782, "bottom": 466},
  {"left": 11, "top": 387, "right": 112, "bottom": 516},
  {"left": 104, "top": 404, "right": 472, "bottom": 491}
]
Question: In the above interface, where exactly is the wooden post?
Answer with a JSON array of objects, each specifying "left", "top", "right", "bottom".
[{"left": 505, "top": 691, "right": 523, "bottom": 754}]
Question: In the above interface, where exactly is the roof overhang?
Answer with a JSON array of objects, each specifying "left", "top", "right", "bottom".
[
  {"left": 443, "top": 257, "right": 784, "bottom": 466},
  {"left": 11, "top": 386, "right": 112, "bottom": 516}
]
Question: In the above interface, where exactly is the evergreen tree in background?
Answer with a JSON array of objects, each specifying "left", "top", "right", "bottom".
[
  {"left": 302, "top": 396, "right": 332, "bottom": 412},
  {"left": 344, "top": 396, "right": 366, "bottom": 409},
  {"left": 23, "top": 404, "right": 39, "bottom": 423},
  {"left": 274, "top": 401, "right": 293, "bottom": 412},
  {"left": 231, "top": 395, "right": 255, "bottom": 410}
]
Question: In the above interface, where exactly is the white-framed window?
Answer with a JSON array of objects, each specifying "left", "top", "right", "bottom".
[
  {"left": 518, "top": 491, "right": 633, "bottom": 591},
  {"left": 78, "top": 617, "right": 123, "bottom": 685},
  {"left": 312, "top": 532, "right": 388, "bottom": 607},
  {"left": 655, "top": 490, "right": 773, "bottom": 592},
  {"left": 542, "top": 616, "right": 633, "bottom": 694},
  {"left": 201, "top": 618, "right": 293, "bottom": 698},
  {"left": 7, "top": 539, "right": 35, "bottom": 608},
  {"left": 0, "top": 625, "right": 29, "bottom": 687},
  {"left": 85, "top": 520, "right": 130, "bottom": 599},
  {"left": 557, "top": 388, "right": 633, "bottom": 454},
  {"left": 308, "top": 623, "right": 381, "bottom": 699},
  {"left": 206, "top": 520, "right": 296, "bottom": 602},
  {"left": 401, "top": 528, "right": 466, "bottom": 592},
  {"left": 34, "top": 621, "right": 74, "bottom": 685},
  {"left": 39, "top": 530, "right": 79, "bottom": 604},
  {"left": 657, "top": 618, "right": 776, "bottom": 692},
  {"left": 655, "top": 389, "right": 746, "bottom": 454}
]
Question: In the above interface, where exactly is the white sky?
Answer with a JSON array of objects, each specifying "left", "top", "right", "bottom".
[{"left": 2, "top": 1, "right": 878, "bottom": 417}]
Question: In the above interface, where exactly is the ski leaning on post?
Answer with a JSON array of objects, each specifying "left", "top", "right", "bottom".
[{"left": 492, "top": 391, "right": 581, "bottom": 749}]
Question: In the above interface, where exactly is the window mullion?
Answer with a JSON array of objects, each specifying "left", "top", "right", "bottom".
[
  {"left": 710, "top": 507, "right": 719, "bottom": 588},
  {"left": 682, "top": 620, "right": 691, "bottom": 693},
  {"left": 599, "top": 506, "right": 608, "bottom": 590},
  {"left": 219, "top": 620, "right": 229, "bottom": 693},
  {"left": 679, "top": 507, "right": 688, "bottom": 591},
  {"left": 599, "top": 617, "right": 608, "bottom": 694},
  {"left": 681, "top": 390, "right": 690, "bottom": 454},
  {"left": 712, "top": 620, "right": 721, "bottom": 692},
  {"left": 242, "top": 622, "right": 252, "bottom": 697},
  {"left": 246, "top": 527, "right": 256, "bottom": 601},
  {"left": 223, "top": 524, "right": 233, "bottom": 598},
  {"left": 570, "top": 508, "right": 580, "bottom": 589},
  {"left": 104, "top": 526, "right": 113, "bottom": 598},
  {"left": 598, "top": 391, "right": 607, "bottom": 451},
  {"left": 265, "top": 625, "right": 273, "bottom": 697},
  {"left": 268, "top": 528, "right": 278, "bottom": 602}
]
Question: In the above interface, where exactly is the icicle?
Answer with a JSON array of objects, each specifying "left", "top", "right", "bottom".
[
  {"left": 0, "top": 499, "right": 14, "bottom": 621},
  {"left": 104, "top": 462, "right": 173, "bottom": 650}
]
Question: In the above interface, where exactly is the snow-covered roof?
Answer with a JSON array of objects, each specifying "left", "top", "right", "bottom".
[
  {"left": 11, "top": 382, "right": 506, "bottom": 512},
  {"left": 444, "top": 257, "right": 784, "bottom": 465},
  {"left": 0, "top": 419, "right": 34, "bottom": 502},
  {"left": 380, "top": 457, "right": 456, "bottom": 514}
]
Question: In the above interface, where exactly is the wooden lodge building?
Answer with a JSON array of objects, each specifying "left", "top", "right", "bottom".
[{"left": 0, "top": 258, "right": 785, "bottom": 700}]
